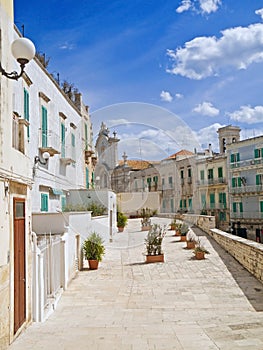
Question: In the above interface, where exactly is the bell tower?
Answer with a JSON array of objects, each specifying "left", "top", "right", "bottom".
[{"left": 217, "top": 125, "right": 241, "bottom": 154}]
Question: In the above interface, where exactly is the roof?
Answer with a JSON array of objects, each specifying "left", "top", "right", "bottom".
[
  {"left": 118, "top": 159, "right": 155, "bottom": 170},
  {"left": 165, "top": 149, "right": 194, "bottom": 160}
]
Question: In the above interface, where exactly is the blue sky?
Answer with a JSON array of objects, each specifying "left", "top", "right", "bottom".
[{"left": 14, "top": 0, "right": 263, "bottom": 159}]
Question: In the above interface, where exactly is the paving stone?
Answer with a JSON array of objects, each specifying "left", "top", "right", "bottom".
[{"left": 8, "top": 218, "right": 263, "bottom": 350}]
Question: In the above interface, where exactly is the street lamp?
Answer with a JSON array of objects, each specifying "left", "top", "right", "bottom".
[
  {"left": 0, "top": 37, "right": 35, "bottom": 80},
  {"left": 34, "top": 151, "right": 50, "bottom": 165}
]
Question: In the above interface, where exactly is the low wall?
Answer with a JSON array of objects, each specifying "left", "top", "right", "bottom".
[
  {"left": 182, "top": 214, "right": 215, "bottom": 234},
  {"left": 209, "top": 228, "right": 263, "bottom": 284}
]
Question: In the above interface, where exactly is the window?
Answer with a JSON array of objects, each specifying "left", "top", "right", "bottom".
[
  {"left": 71, "top": 132, "right": 76, "bottom": 163},
  {"left": 200, "top": 170, "right": 204, "bottom": 181},
  {"left": 218, "top": 167, "right": 223, "bottom": 179},
  {"left": 210, "top": 193, "right": 215, "bottom": 209},
  {"left": 232, "top": 177, "right": 241, "bottom": 188},
  {"left": 180, "top": 170, "right": 184, "bottom": 179},
  {"left": 230, "top": 153, "right": 240, "bottom": 163},
  {"left": 24, "top": 88, "right": 30, "bottom": 139},
  {"left": 256, "top": 174, "right": 263, "bottom": 186},
  {"left": 41, "top": 193, "right": 48, "bottom": 212},
  {"left": 61, "top": 122, "right": 65, "bottom": 158},
  {"left": 41, "top": 106, "right": 48, "bottom": 147},
  {"left": 219, "top": 212, "right": 226, "bottom": 221},
  {"left": 260, "top": 201, "right": 263, "bottom": 213},
  {"left": 147, "top": 177, "right": 151, "bottom": 183},
  {"left": 188, "top": 198, "right": 192, "bottom": 210},
  {"left": 170, "top": 198, "right": 174, "bottom": 212},
  {"left": 201, "top": 194, "right": 206, "bottom": 208},
  {"left": 254, "top": 148, "right": 263, "bottom": 159},
  {"left": 86, "top": 167, "right": 89, "bottom": 189},
  {"left": 168, "top": 176, "right": 173, "bottom": 187},
  {"left": 180, "top": 199, "right": 187, "bottom": 209},
  {"left": 12, "top": 113, "right": 19, "bottom": 150},
  {"left": 61, "top": 196, "right": 66, "bottom": 211},
  {"left": 233, "top": 202, "right": 243, "bottom": 213},
  {"left": 187, "top": 168, "right": 191, "bottom": 178},
  {"left": 219, "top": 192, "right": 226, "bottom": 208},
  {"left": 208, "top": 169, "right": 213, "bottom": 179},
  {"left": 153, "top": 176, "right": 158, "bottom": 183}
]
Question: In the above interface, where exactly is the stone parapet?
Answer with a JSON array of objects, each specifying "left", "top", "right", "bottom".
[{"left": 209, "top": 228, "right": 263, "bottom": 284}]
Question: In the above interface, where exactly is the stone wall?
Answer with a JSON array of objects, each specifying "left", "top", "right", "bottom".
[
  {"left": 209, "top": 228, "right": 263, "bottom": 284},
  {"left": 0, "top": 265, "right": 10, "bottom": 349}
]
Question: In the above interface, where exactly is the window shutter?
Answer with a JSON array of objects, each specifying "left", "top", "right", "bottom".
[
  {"left": 256, "top": 174, "right": 260, "bottom": 185},
  {"left": 200, "top": 170, "right": 204, "bottom": 180},
  {"left": 232, "top": 178, "right": 236, "bottom": 188},
  {"left": 41, "top": 106, "right": 48, "bottom": 147},
  {"left": 260, "top": 201, "right": 263, "bottom": 213},
  {"left": 237, "top": 153, "right": 240, "bottom": 162},
  {"left": 254, "top": 149, "right": 260, "bottom": 158},
  {"left": 233, "top": 202, "right": 237, "bottom": 212},
  {"left": 230, "top": 154, "right": 235, "bottom": 163},
  {"left": 239, "top": 202, "right": 243, "bottom": 213},
  {"left": 238, "top": 177, "right": 242, "bottom": 187},
  {"left": 41, "top": 193, "right": 48, "bottom": 212},
  {"left": 218, "top": 167, "right": 223, "bottom": 178},
  {"left": 86, "top": 168, "right": 89, "bottom": 189}
]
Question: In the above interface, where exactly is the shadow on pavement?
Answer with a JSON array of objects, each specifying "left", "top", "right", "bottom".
[{"left": 192, "top": 226, "right": 263, "bottom": 312}]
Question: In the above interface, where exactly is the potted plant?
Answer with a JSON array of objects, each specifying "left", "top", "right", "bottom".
[
  {"left": 170, "top": 217, "right": 177, "bottom": 231},
  {"left": 140, "top": 208, "right": 152, "bottom": 231},
  {"left": 117, "top": 211, "right": 128, "bottom": 232},
  {"left": 82, "top": 232, "right": 105, "bottom": 270},
  {"left": 193, "top": 239, "right": 209, "bottom": 260},
  {"left": 144, "top": 224, "right": 166, "bottom": 263},
  {"left": 186, "top": 228, "right": 197, "bottom": 249},
  {"left": 180, "top": 223, "right": 189, "bottom": 242}
]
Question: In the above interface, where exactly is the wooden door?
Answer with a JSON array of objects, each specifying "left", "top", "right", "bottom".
[{"left": 14, "top": 198, "right": 26, "bottom": 334}]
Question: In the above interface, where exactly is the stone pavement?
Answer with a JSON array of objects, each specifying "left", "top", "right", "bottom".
[{"left": 9, "top": 218, "right": 263, "bottom": 350}]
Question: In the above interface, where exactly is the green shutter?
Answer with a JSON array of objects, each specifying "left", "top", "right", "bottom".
[
  {"left": 41, "top": 106, "right": 48, "bottom": 147},
  {"left": 260, "top": 201, "right": 263, "bottom": 213},
  {"left": 256, "top": 174, "right": 261, "bottom": 185},
  {"left": 86, "top": 168, "right": 89, "bottom": 189},
  {"left": 218, "top": 167, "right": 223, "bottom": 178},
  {"left": 180, "top": 199, "right": 182, "bottom": 209},
  {"left": 24, "top": 89, "right": 30, "bottom": 138},
  {"left": 239, "top": 202, "right": 243, "bottom": 213},
  {"left": 230, "top": 154, "right": 235, "bottom": 163},
  {"left": 233, "top": 202, "right": 237, "bottom": 213},
  {"left": 41, "top": 193, "right": 48, "bottom": 212},
  {"left": 188, "top": 198, "right": 192, "bottom": 209},
  {"left": 200, "top": 170, "right": 204, "bottom": 180},
  {"left": 237, "top": 153, "right": 240, "bottom": 162},
  {"left": 232, "top": 178, "right": 236, "bottom": 188},
  {"left": 201, "top": 194, "right": 206, "bottom": 207},
  {"left": 255, "top": 149, "right": 260, "bottom": 158},
  {"left": 147, "top": 177, "right": 151, "bottom": 183},
  {"left": 61, "top": 123, "right": 65, "bottom": 157},
  {"left": 238, "top": 177, "right": 242, "bottom": 187},
  {"left": 61, "top": 196, "right": 66, "bottom": 211},
  {"left": 210, "top": 193, "right": 215, "bottom": 204}
]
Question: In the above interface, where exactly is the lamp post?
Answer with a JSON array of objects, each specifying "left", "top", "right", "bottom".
[{"left": 0, "top": 37, "right": 35, "bottom": 80}]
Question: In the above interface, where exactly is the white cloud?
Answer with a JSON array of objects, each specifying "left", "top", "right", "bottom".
[
  {"left": 167, "top": 22, "right": 263, "bottom": 79},
  {"left": 199, "top": 0, "right": 221, "bottom": 14},
  {"left": 193, "top": 101, "right": 219, "bottom": 116},
  {"left": 175, "top": 93, "right": 184, "bottom": 99},
  {"left": 176, "top": 0, "right": 192, "bottom": 13},
  {"left": 195, "top": 123, "right": 225, "bottom": 151},
  {"left": 176, "top": 0, "right": 221, "bottom": 15},
  {"left": 160, "top": 90, "right": 173, "bottom": 102},
  {"left": 59, "top": 42, "right": 75, "bottom": 50},
  {"left": 228, "top": 105, "right": 263, "bottom": 124},
  {"left": 255, "top": 8, "right": 263, "bottom": 20}
]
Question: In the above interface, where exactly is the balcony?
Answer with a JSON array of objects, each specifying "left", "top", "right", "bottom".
[
  {"left": 197, "top": 177, "right": 227, "bottom": 186},
  {"left": 231, "top": 185, "right": 263, "bottom": 195},
  {"left": 230, "top": 158, "right": 263, "bottom": 169},
  {"left": 39, "top": 129, "right": 60, "bottom": 156},
  {"left": 60, "top": 144, "right": 76, "bottom": 165},
  {"left": 231, "top": 212, "right": 263, "bottom": 220}
]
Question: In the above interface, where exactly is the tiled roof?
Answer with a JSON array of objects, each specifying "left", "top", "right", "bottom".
[
  {"left": 166, "top": 149, "right": 194, "bottom": 160},
  {"left": 118, "top": 160, "right": 153, "bottom": 170}
]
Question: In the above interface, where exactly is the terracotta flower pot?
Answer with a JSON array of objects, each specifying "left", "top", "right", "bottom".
[
  {"left": 146, "top": 254, "right": 164, "bottom": 263},
  {"left": 118, "top": 227, "right": 124, "bottom": 232},
  {"left": 88, "top": 259, "right": 99, "bottom": 270},
  {"left": 180, "top": 235, "right": 187, "bottom": 242},
  {"left": 186, "top": 241, "right": 195, "bottom": 249},
  {"left": 141, "top": 225, "right": 151, "bottom": 231},
  {"left": 195, "top": 251, "right": 205, "bottom": 260}
]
